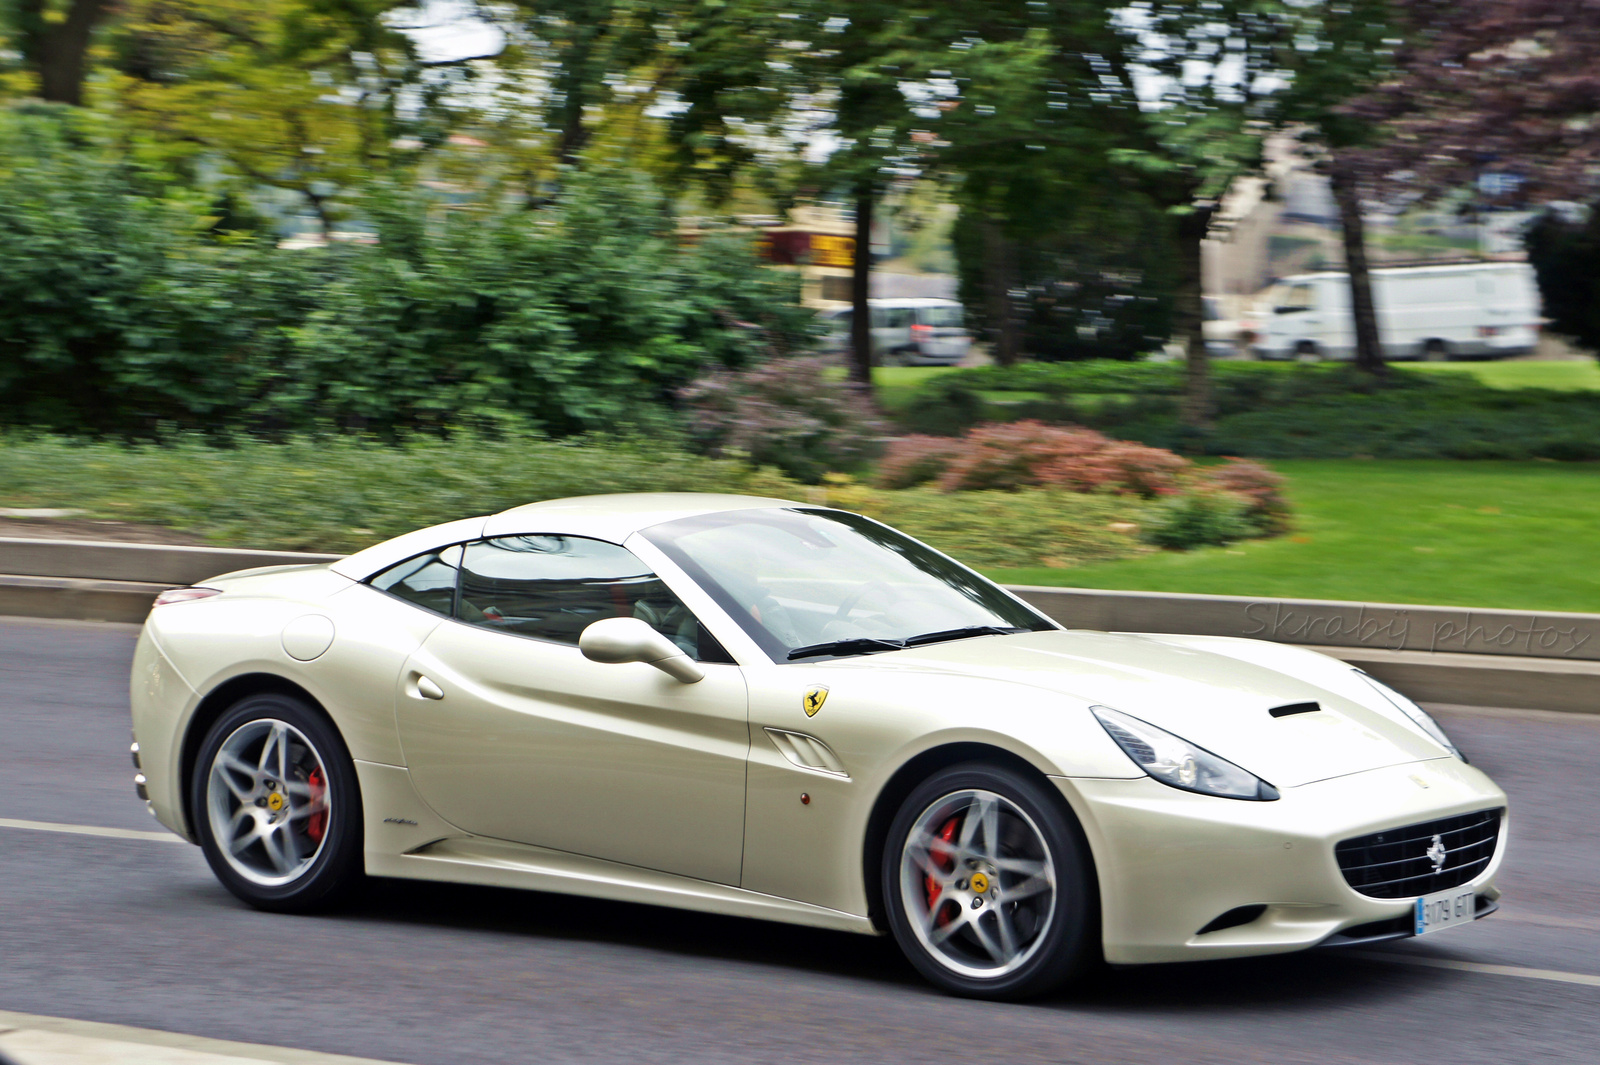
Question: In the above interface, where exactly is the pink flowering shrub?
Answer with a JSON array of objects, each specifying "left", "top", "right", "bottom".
[
  {"left": 878, "top": 420, "right": 1189, "bottom": 498},
  {"left": 1198, "top": 458, "right": 1291, "bottom": 533}
]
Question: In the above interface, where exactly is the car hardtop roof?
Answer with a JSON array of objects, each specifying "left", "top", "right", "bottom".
[{"left": 329, "top": 492, "right": 804, "bottom": 582}]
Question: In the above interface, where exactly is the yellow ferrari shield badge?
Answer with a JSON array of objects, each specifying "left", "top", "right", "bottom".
[{"left": 803, "top": 686, "right": 829, "bottom": 717}]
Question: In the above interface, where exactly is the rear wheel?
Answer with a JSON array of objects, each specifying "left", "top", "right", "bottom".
[
  {"left": 1422, "top": 338, "right": 1450, "bottom": 361},
  {"left": 882, "top": 763, "right": 1097, "bottom": 999},
  {"left": 1294, "top": 341, "right": 1322, "bottom": 363},
  {"left": 192, "top": 693, "right": 363, "bottom": 912}
]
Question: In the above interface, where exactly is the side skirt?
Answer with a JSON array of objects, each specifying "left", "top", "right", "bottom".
[{"left": 354, "top": 759, "right": 878, "bottom": 937}]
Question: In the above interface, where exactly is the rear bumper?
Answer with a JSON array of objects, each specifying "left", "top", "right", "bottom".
[{"left": 1055, "top": 757, "right": 1508, "bottom": 964}]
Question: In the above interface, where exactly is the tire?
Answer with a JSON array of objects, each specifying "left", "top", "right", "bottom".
[
  {"left": 882, "top": 762, "right": 1097, "bottom": 1000},
  {"left": 1294, "top": 341, "right": 1322, "bottom": 363},
  {"left": 191, "top": 693, "right": 364, "bottom": 913},
  {"left": 1422, "top": 339, "right": 1450, "bottom": 362}
]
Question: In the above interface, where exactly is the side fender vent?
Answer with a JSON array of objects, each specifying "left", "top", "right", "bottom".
[
  {"left": 764, "top": 728, "right": 849, "bottom": 778},
  {"left": 1269, "top": 701, "right": 1321, "bottom": 718}
]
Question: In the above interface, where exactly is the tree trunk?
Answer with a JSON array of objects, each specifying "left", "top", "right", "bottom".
[
  {"left": 980, "top": 218, "right": 1020, "bottom": 367},
  {"left": 1175, "top": 205, "right": 1214, "bottom": 432},
  {"left": 16, "top": 0, "right": 110, "bottom": 106},
  {"left": 847, "top": 184, "right": 875, "bottom": 393},
  {"left": 1328, "top": 156, "right": 1387, "bottom": 375}
]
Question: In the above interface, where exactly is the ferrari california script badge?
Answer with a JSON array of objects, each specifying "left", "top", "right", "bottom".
[{"left": 803, "top": 687, "right": 829, "bottom": 717}]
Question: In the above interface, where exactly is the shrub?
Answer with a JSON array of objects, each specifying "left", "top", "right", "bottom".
[
  {"left": 0, "top": 114, "right": 817, "bottom": 438},
  {"left": 1141, "top": 489, "right": 1253, "bottom": 550},
  {"left": 0, "top": 433, "right": 1164, "bottom": 569},
  {"left": 676, "top": 357, "right": 888, "bottom": 483},
  {"left": 877, "top": 420, "right": 1189, "bottom": 496},
  {"left": 875, "top": 435, "right": 964, "bottom": 489},
  {"left": 1199, "top": 458, "right": 1291, "bottom": 533}
]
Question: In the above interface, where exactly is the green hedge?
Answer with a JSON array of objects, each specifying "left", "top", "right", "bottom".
[
  {"left": 0, "top": 434, "right": 1204, "bottom": 566},
  {"left": 897, "top": 361, "right": 1600, "bottom": 460}
]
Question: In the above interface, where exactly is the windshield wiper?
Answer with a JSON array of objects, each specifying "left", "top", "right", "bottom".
[
  {"left": 787, "top": 637, "right": 906, "bottom": 661},
  {"left": 902, "top": 625, "right": 1028, "bottom": 647}
]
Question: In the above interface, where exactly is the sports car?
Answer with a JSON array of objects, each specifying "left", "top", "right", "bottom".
[{"left": 129, "top": 493, "right": 1508, "bottom": 999}]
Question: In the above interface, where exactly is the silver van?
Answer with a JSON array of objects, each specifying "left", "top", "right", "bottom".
[{"left": 820, "top": 298, "right": 972, "bottom": 365}]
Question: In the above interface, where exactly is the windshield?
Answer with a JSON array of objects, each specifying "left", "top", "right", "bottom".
[
  {"left": 641, "top": 508, "right": 1055, "bottom": 660},
  {"left": 919, "top": 305, "right": 964, "bottom": 328}
]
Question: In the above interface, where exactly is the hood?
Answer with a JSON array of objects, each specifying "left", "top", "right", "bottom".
[{"left": 832, "top": 629, "right": 1445, "bottom": 789}]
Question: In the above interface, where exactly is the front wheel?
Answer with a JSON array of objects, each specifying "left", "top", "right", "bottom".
[
  {"left": 192, "top": 693, "right": 364, "bottom": 912},
  {"left": 883, "top": 763, "right": 1097, "bottom": 999}
]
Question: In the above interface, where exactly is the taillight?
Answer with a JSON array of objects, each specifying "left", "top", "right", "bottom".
[
  {"left": 910, "top": 323, "right": 931, "bottom": 334},
  {"left": 152, "top": 587, "right": 222, "bottom": 607}
]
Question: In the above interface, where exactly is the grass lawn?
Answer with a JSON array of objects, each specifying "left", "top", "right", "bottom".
[
  {"left": 979, "top": 459, "right": 1600, "bottom": 613},
  {"left": 1406, "top": 359, "right": 1600, "bottom": 391}
]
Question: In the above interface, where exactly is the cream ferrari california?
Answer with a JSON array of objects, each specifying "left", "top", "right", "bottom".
[{"left": 129, "top": 494, "right": 1508, "bottom": 998}]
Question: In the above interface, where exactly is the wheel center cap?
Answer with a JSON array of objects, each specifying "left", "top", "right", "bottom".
[
  {"left": 266, "top": 792, "right": 285, "bottom": 812},
  {"left": 968, "top": 871, "right": 990, "bottom": 895}
]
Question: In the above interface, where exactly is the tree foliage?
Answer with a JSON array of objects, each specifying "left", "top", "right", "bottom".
[{"left": 0, "top": 112, "right": 815, "bottom": 436}]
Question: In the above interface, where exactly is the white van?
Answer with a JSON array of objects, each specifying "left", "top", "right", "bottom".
[
  {"left": 819, "top": 298, "right": 972, "bottom": 365},
  {"left": 1253, "top": 262, "right": 1540, "bottom": 361}
]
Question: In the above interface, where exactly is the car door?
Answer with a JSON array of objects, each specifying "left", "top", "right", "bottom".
[{"left": 395, "top": 534, "right": 750, "bottom": 886}]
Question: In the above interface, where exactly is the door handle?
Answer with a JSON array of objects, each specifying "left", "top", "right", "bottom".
[{"left": 413, "top": 675, "right": 445, "bottom": 700}]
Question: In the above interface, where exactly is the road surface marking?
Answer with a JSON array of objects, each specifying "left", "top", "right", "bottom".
[
  {"left": 0, "top": 1010, "right": 410, "bottom": 1065},
  {"left": 0, "top": 817, "right": 184, "bottom": 844},
  {"left": 1355, "top": 951, "right": 1600, "bottom": 987}
]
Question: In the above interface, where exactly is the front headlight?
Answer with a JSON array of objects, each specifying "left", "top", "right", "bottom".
[
  {"left": 1091, "top": 705, "right": 1279, "bottom": 801},
  {"left": 1355, "top": 672, "right": 1463, "bottom": 760}
]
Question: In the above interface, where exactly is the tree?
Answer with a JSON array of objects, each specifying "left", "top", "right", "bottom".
[
  {"left": 1350, "top": 0, "right": 1600, "bottom": 205},
  {"left": 8, "top": 0, "right": 111, "bottom": 104},
  {"left": 1525, "top": 205, "right": 1600, "bottom": 354},
  {"left": 1343, "top": 0, "right": 1600, "bottom": 361},
  {"left": 661, "top": 2, "right": 949, "bottom": 396},
  {"left": 1274, "top": 0, "right": 1401, "bottom": 376},
  {"left": 1112, "top": 2, "right": 1289, "bottom": 430},
  {"left": 105, "top": 0, "right": 425, "bottom": 233}
]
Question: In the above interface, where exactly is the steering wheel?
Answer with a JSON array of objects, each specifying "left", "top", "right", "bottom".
[{"left": 835, "top": 580, "right": 894, "bottom": 620}]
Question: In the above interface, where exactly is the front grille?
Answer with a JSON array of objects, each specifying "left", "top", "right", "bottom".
[{"left": 1335, "top": 808, "right": 1503, "bottom": 899}]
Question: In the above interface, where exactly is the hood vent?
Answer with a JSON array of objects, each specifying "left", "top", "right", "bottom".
[{"left": 1269, "top": 701, "right": 1321, "bottom": 718}]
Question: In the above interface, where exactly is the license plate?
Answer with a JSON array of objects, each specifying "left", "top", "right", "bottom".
[{"left": 1414, "top": 887, "right": 1478, "bottom": 935}]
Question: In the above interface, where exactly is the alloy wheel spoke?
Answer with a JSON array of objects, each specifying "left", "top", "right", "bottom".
[
  {"left": 214, "top": 754, "right": 258, "bottom": 801},
  {"left": 993, "top": 904, "right": 1020, "bottom": 960},
  {"left": 260, "top": 825, "right": 293, "bottom": 874},
  {"left": 286, "top": 796, "right": 329, "bottom": 822},
  {"left": 969, "top": 912, "right": 1008, "bottom": 964},
  {"left": 958, "top": 795, "right": 989, "bottom": 850},
  {"left": 229, "top": 823, "right": 264, "bottom": 856},
  {"left": 1001, "top": 874, "right": 1052, "bottom": 902},
  {"left": 926, "top": 911, "right": 967, "bottom": 947},
  {"left": 978, "top": 798, "right": 1001, "bottom": 861}
]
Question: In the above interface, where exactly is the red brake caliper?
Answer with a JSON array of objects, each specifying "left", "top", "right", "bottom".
[
  {"left": 306, "top": 768, "right": 327, "bottom": 843},
  {"left": 924, "top": 816, "right": 960, "bottom": 927}
]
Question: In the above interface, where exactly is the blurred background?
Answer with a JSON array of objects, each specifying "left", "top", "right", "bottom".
[{"left": 2, "top": 0, "right": 1599, "bottom": 610}]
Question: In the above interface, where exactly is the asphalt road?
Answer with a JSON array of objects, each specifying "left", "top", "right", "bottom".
[{"left": 2, "top": 616, "right": 1599, "bottom": 1065}]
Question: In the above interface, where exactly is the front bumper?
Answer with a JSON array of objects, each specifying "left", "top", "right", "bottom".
[{"left": 1056, "top": 757, "right": 1508, "bottom": 964}]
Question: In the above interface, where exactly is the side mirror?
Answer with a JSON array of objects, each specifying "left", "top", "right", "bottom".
[{"left": 579, "top": 617, "right": 704, "bottom": 684}]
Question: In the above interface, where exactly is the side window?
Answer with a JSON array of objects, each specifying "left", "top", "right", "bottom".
[
  {"left": 368, "top": 545, "right": 462, "bottom": 616},
  {"left": 457, "top": 535, "right": 730, "bottom": 662}
]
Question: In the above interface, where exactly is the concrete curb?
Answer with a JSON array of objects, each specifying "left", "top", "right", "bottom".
[{"left": 2, "top": 536, "right": 1595, "bottom": 713}]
